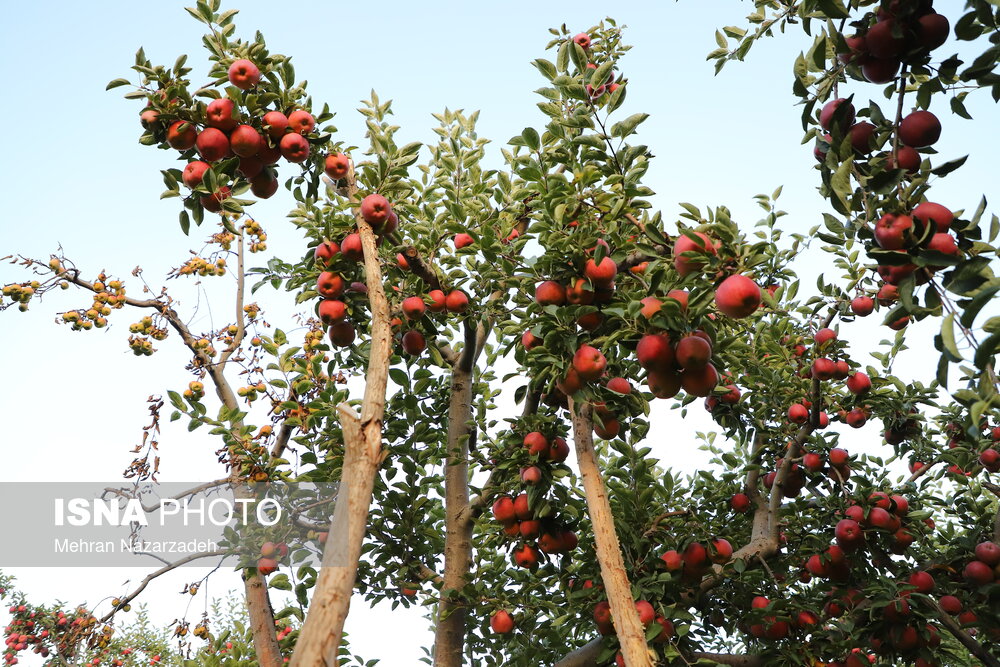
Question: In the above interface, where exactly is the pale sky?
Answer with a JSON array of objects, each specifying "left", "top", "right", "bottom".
[{"left": 1, "top": 1, "right": 997, "bottom": 664}]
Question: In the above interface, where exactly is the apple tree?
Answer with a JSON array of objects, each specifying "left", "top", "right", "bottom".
[{"left": 3, "top": 1, "right": 1000, "bottom": 666}]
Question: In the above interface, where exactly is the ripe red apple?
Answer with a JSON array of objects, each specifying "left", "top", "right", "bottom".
[
  {"left": 257, "top": 142, "right": 282, "bottom": 165},
  {"left": 318, "top": 299, "right": 347, "bottom": 324},
  {"left": 964, "top": 560, "right": 995, "bottom": 586},
  {"left": 814, "top": 328, "right": 836, "bottom": 346},
  {"left": 846, "top": 372, "right": 871, "bottom": 394},
  {"left": 939, "top": 595, "right": 962, "bottom": 615},
  {"left": 200, "top": 186, "right": 231, "bottom": 213},
  {"left": 228, "top": 59, "right": 260, "bottom": 89},
  {"left": 660, "top": 549, "right": 682, "bottom": 571},
  {"left": 927, "top": 232, "right": 959, "bottom": 258},
  {"left": 980, "top": 448, "right": 1000, "bottom": 471},
  {"left": 803, "top": 452, "right": 824, "bottom": 472},
  {"left": 886, "top": 145, "right": 921, "bottom": 173},
  {"left": 573, "top": 33, "right": 591, "bottom": 49},
  {"left": 975, "top": 541, "right": 1000, "bottom": 566},
  {"left": 907, "top": 571, "right": 935, "bottom": 594},
  {"left": 917, "top": 12, "right": 950, "bottom": 51},
  {"left": 523, "top": 431, "right": 549, "bottom": 458},
  {"left": 715, "top": 274, "right": 761, "bottom": 318},
  {"left": 874, "top": 212, "right": 913, "bottom": 250},
  {"left": 573, "top": 345, "right": 606, "bottom": 381},
  {"left": 360, "top": 194, "right": 391, "bottom": 227},
  {"left": 454, "top": 233, "right": 474, "bottom": 249},
  {"left": 227, "top": 126, "right": 262, "bottom": 159},
  {"left": 401, "top": 296, "right": 426, "bottom": 320},
  {"left": 829, "top": 448, "right": 849, "bottom": 467},
  {"left": 710, "top": 538, "right": 733, "bottom": 563},
  {"left": 196, "top": 127, "right": 230, "bottom": 162},
  {"left": 321, "top": 152, "right": 350, "bottom": 181},
  {"left": 316, "top": 272, "right": 345, "bottom": 298},
  {"left": 513, "top": 493, "right": 532, "bottom": 521},
  {"left": 846, "top": 408, "right": 868, "bottom": 428},
  {"left": 593, "top": 601, "right": 614, "bottom": 635},
  {"left": 256, "top": 558, "right": 278, "bottom": 575},
  {"left": 548, "top": 437, "right": 570, "bottom": 463},
  {"left": 673, "top": 231, "right": 717, "bottom": 276},
  {"left": 446, "top": 290, "right": 469, "bottom": 313},
  {"left": 250, "top": 170, "right": 279, "bottom": 199},
  {"left": 279, "top": 133, "right": 310, "bottom": 162},
  {"left": 287, "top": 109, "right": 316, "bottom": 134},
  {"left": 866, "top": 20, "right": 904, "bottom": 59},
  {"left": 848, "top": 122, "right": 877, "bottom": 154},
  {"left": 634, "top": 600, "right": 655, "bottom": 627},
  {"left": 597, "top": 378, "right": 630, "bottom": 397},
  {"left": 877, "top": 283, "right": 899, "bottom": 305},
  {"left": 584, "top": 257, "right": 617, "bottom": 287},
  {"left": 490, "top": 610, "right": 514, "bottom": 634},
  {"left": 328, "top": 322, "right": 355, "bottom": 347},
  {"left": 521, "top": 330, "right": 541, "bottom": 350},
  {"left": 314, "top": 240, "right": 340, "bottom": 264},
  {"left": 912, "top": 201, "right": 953, "bottom": 232},
  {"left": 339, "top": 234, "right": 365, "bottom": 263},
  {"left": 819, "top": 98, "right": 856, "bottom": 131},
  {"left": 675, "top": 335, "right": 712, "bottom": 370},
  {"left": 788, "top": 403, "right": 809, "bottom": 424},
  {"left": 492, "top": 496, "right": 516, "bottom": 524},
  {"left": 682, "top": 541, "right": 708, "bottom": 570},
  {"left": 851, "top": 296, "right": 875, "bottom": 316},
  {"left": 535, "top": 281, "right": 566, "bottom": 306},
  {"left": 835, "top": 519, "right": 865, "bottom": 551},
  {"left": 899, "top": 110, "right": 941, "bottom": 148},
  {"left": 262, "top": 111, "right": 289, "bottom": 140},
  {"left": 236, "top": 155, "right": 263, "bottom": 179},
  {"left": 424, "top": 290, "right": 446, "bottom": 313},
  {"left": 839, "top": 34, "right": 866, "bottom": 64},
  {"left": 862, "top": 57, "right": 901, "bottom": 84},
  {"left": 666, "top": 289, "right": 689, "bottom": 311},
  {"left": 647, "top": 369, "right": 682, "bottom": 399},
  {"left": 812, "top": 358, "right": 836, "bottom": 380},
  {"left": 681, "top": 363, "right": 719, "bottom": 397},
  {"left": 566, "top": 278, "right": 594, "bottom": 305},
  {"left": 520, "top": 466, "right": 542, "bottom": 485},
  {"left": 182, "top": 161, "right": 210, "bottom": 189},
  {"left": 731, "top": 493, "right": 751, "bottom": 513},
  {"left": 206, "top": 98, "right": 238, "bottom": 132},
  {"left": 512, "top": 544, "right": 540, "bottom": 569}
]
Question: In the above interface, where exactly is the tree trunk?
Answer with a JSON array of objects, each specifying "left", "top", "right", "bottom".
[
  {"left": 433, "top": 330, "right": 477, "bottom": 666},
  {"left": 569, "top": 400, "right": 652, "bottom": 667},
  {"left": 290, "top": 163, "right": 393, "bottom": 666}
]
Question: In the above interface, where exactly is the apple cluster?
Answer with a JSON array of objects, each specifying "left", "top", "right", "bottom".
[
  {"left": 256, "top": 540, "right": 288, "bottom": 576},
  {"left": 144, "top": 58, "right": 326, "bottom": 213}
]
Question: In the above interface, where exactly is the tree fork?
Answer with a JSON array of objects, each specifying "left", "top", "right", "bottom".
[{"left": 569, "top": 399, "right": 653, "bottom": 667}]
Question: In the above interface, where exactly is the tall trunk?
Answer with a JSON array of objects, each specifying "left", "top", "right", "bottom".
[
  {"left": 569, "top": 400, "right": 652, "bottom": 667},
  {"left": 290, "top": 164, "right": 393, "bottom": 666},
  {"left": 242, "top": 565, "right": 283, "bottom": 667},
  {"left": 433, "top": 336, "right": 476, "bottom": 666}
]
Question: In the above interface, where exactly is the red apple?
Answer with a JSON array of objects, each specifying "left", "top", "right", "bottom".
[
  {"left": 846, "top": 372, "right": 871, "bottom": 394},
  {"left": 360, "top": 194, "right": 391, "bottom": 227},
  {"left": 964, "top": 560, "right": 995, "bottom": 586},
  {"left": 917, "top": 12, "right": 950, "bottom": 51},
  {"left": 714, "top": 274, "right": 762, "bottom": 318},
  {"left": 206, "top": 98, "right": 238, "bottom": 132},
  {"left": 673, "top": 231, "right": 717, "bottom": 276},
  {"left": 318, "top": 299, "right": 347, "bottom": 324},
  {"left": 316, "top": 272, "right": 345, "bottom": 298},
  {"left": 287, "top": 109, "right": 316, "bottom": 134},
  {"left": 512, "top": 544, "right": 540, "bottom": 569},
  {"left": 584, "top": 256, "right": 617, "bottom": 287},
  {"left": 324, "top": 152, "right": 350, "bottom": 180},
  {"left": 849, "top": 122, "right": 877, "bottom": 154},
  {"left": 731, "top": 493, "right": 751, "bottom": 513},
  {"left": 647, "top": 369, "right": 682, "bottom": 399},
  {"left": 182, "top": 161, "right": 210, "bottom": 189},
  {"left": 851, "top": 296, "right": 875, "bottom": 316},
  {"left": 428, "top": 290, "right": 447, "bottom": 312},
  {"left": 490, "top": 610, "right": 514, "bottom": 634},
  {"left": 228, "top": 59, "right": 260, "bottom": 89},
  {"left": 250, "top": 169, "right": 278, "bottom": 199},
  {"left": 454, "top": 233, "right": 474, "bottom": 249},
  {"left": 256, "top": 557, "right": 278, "bottom": 575},
  {"left": 341, "top": 233, "right": 363, "bottom": 262},
  {"left": 262, "top": 111, "right": 289, "bottom": 140},
  {"left": 874, "top": 213, "right": 913, "bottom": 250},
  {"left": 675, "top": 335, "right": 712, "bottom": 370},
  {"left": 446, "top": 290, "right": 469, "bottom": 313},
  {"left": 899, "top": 111, "right": 941, "bottom": 148},
  {"left": 788, "top": 403, "right": 809, "bottom": 424},
  {"left": 862, "top": 58, "right": 901, "bottom": 84},
  {"left": 279, "top": 133, "right": 310, "bottom": 162},
  {"left": 681, "top": 363, "right": 719, "bottom": 397},
  {"left": 573, "top": 345, "right": 606, "bottom": 381},
  {"left": 196, "top": 127, "right": 230, "bottom": 162},
  {"left": 820, "top": 98, "right": 856, "bottom": 131},
  {"left": 912, "top": 202, "right": 953, "bottom": 232},
  {"left": 491, "top": 496, "right": 516, "bottom": 524},
  {"left": 314, "top": 240, "right": 340, "bottom": 264},
  {"left": 230, "top": 125, "right": 262, "bottom": 158},
  {"left": 535, "top": 281, "right": 566, "bottom": 306},
  {"left": 975, "top": 541, "right": 1000, "bottom": 566},
  {"left": 866, "top": 20, "right": 904, "bottom": 59}
]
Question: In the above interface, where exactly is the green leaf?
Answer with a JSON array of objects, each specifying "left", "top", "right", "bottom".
[
  {"left": 610, "top": 113, "right": 649, "bottom": 138},
  {"left": 522, "top": 127, "right": 540, "bottom": 151},
  {"left": 106, "top": 78, "right": 131, "bottom": 91},
  {"left": 816, "top": 0, "right": 850, "bottom": 19},
  {"left": 940, "top": 313, "right": 963, "bottom": 362}
]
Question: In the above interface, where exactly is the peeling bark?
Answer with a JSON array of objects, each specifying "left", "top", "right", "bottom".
[{"left": 569, "top": 400, "right": 652, "bottom": 667}]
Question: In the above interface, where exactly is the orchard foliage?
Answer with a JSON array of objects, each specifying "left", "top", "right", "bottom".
[{"left": 3, "top": 1, "right": 1000, "bottom": 666}]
